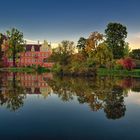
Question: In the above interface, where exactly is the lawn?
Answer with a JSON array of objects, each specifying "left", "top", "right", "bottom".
[{"left": 98, "top": 68, "right": 140, "bottom": 77}]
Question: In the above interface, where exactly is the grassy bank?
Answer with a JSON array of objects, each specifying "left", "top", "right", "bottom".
[
  {"left": 0, "top": 67, "right": 51, "bottom": 73},
  {"left": 0, "top": 67, "right": 36, "bottom": 73},
  {"left": 98, "top": 68, "right": 140, "bottom": 77}
]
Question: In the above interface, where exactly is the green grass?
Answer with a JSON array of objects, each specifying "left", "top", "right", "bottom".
[
  {"left": 0, "top": 67, "right": 35, "bottom": 73},
  {"left": 98, "top": 68, "right": 140, "bottom": 77},
  {"left": 0, "top": 67, "right": 51, "bottom": 73}
]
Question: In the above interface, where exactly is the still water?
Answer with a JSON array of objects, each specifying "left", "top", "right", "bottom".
[{"left": 0, "top": 72, "right": 140, "bottom": 140}]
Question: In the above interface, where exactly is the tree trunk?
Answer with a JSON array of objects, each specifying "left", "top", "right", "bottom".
[{"left": 13, "top": 45, "right": 16, "bottom": 67}]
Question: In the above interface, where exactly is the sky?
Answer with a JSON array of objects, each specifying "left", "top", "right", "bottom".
[{"left": 0, "top": 0, "right": 140, "bottom": 48}]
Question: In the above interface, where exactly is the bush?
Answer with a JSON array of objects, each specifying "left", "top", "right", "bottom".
[{"left": 116, "top": 57, "right": 136, "bottom": 70}]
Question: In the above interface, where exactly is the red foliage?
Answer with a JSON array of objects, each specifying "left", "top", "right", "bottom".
[
  {"left": 122, "top": 57, "right": 136, "bottom": 70},
  {"left": 117, "top": 57, "right": 136, "bottom": 70}
]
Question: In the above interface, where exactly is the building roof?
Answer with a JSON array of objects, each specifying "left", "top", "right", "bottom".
[{"left": 25, "top": 44, "right": 42, "bottom": 52}]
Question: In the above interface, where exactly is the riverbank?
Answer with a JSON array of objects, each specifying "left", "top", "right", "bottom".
[
  {"left": 0, "top": 67, "right": 35, "bottom": 73},
  {"left": 1, "top": 67, "right": 140, "bottom": 78},
  {"left": 0, "top": 67, "right": 51, "bottom": 73},
  {"left": 97, "top": 68, "right": 140, "bottom": 77}
]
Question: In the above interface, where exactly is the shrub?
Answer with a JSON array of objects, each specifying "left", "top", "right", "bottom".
[
  {"left": 115, "top": 59, "right": 124, "bottom": 70},
  {"left": 123, "top": 57, "right": 136, "bottom": 70},
  {"left": 116, "top": 57, "right": 136, "bottom": 70}
]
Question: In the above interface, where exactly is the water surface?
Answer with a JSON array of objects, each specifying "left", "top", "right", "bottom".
[{"left": 0, "top": 72, "right": 140, "bottom": 140}]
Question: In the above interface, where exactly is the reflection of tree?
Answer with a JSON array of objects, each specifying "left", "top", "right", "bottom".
[
  {"left": 0, "top": 72, "right": 26, "bottom": 111},
  {"left": 48, "top": 76, "right": 111, "bottom": 112},
  {"left": 104, "top": 85, "right": 126, "bottom": 120},
  {"left": 48, "top": 76, "right": 131, "bottom": 119}
]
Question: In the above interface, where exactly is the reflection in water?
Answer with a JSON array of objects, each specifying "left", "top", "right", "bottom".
[
  {"left": 104, "top": 85, "right": 126, "bottom": 119},
  {"left": 48, "top": 76, "right": 140, "bottom": 119},
  {"left": 0, "top": 72, "right": 52, "bottom": 111},
  {"left": 0, "top": 73, "right": 26, "bottom": 111},
  {"left": 0, "top": 72, "right": 140, "bottom": 120}
]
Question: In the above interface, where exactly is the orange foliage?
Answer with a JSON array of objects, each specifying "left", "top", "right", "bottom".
[{"left": 85, "top": 32, "right": 103, "bottom": 53}]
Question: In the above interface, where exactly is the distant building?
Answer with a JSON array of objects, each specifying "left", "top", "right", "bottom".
[
  {"left": 18, "top": 43, "right": 53, "bottom": 67},
  {"left": 2, "top": 41, "right": 54, "bottom": 67}
]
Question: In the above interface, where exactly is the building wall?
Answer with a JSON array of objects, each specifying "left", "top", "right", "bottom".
[
  {"left": 4, "top": 44, "right": 54, "bottom": 68},
  {"left": 19, "top": 51, "right": 53, "bottom": 67}
]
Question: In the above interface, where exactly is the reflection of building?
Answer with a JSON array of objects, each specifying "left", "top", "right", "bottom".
[
  {"left": 19, "top": 73, "right": 53, "bottom": 95},
  {"left": 1, "top": 72, "right": 53, "bottom": 96},
  {"left": 19, "top": 73, "right": 52, "bottom": 87}
]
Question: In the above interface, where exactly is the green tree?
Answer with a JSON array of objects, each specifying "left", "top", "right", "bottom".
[
  {"left": 50, "top": 40, "right": 75, "bottom": 66},
  {"left": 124, "top": 42, "right": 131, "bottom": 57},
  {"left": 130, "top": 49, "right": 140, "bottom": 59},
  {"left": 76, "top": 37, "right": 86, "bottom": 52},
  {"left": 105, "top": 23, "right": 127, "bottom": 59},
  {"left": 94, "top": 42, "right": 113, "bottom": 68},
  {"left": 6, "top": 28, "right": 25, "bottom": 67},
  {"left": 104, "top": 85, "right": 126, "bottom": 120}
]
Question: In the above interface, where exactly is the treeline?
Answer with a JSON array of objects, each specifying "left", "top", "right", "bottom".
[{"left": 49, "top": 22, "right": 140, "bottom": 76}]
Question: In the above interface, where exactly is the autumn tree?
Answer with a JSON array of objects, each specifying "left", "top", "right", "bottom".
[
  {"left": 6, "top": 28, "right": 25, "bottom": 67},
  {"left": 85, "top": 32, "right": 103, "bottom": 54},
  {"left": 105, "top": 23, "right": 127, "bottom": 59}
]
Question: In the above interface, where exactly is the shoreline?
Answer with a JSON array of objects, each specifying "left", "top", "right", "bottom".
[
  {"left": 1, "top": 67, "right": 140, "bottom": 78},
  {"left": 97, "top": 68, "right": 140, "bottom": 77}
]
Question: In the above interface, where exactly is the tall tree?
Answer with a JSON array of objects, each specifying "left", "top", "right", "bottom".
[
  {"left": 105, "top": 23, "right": 127, "bottom": 59},
  {"left": 6, "top": 28, "right": 25, "bottom": 67}
]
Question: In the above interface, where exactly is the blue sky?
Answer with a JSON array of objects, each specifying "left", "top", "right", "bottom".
[{"left": 0, "top": 0, "right": 140, "bottom": 48}]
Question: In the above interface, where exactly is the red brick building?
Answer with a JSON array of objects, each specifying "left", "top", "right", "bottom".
[{"left": 18, "top": 44, "right": 53, "bottom": 67}]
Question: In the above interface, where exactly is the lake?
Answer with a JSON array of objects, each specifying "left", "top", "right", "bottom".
[{"left": 0, "top": 72, "right": 140, "bottom": 140}]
